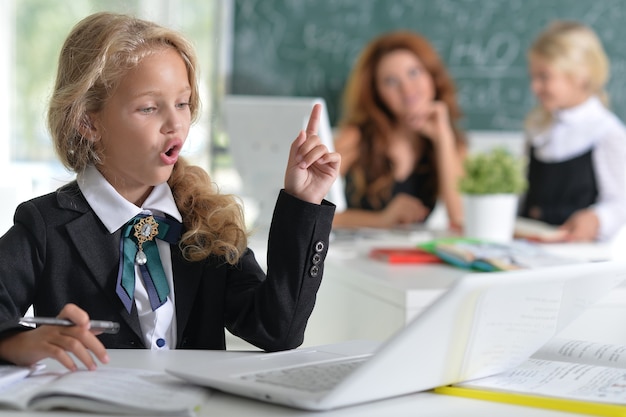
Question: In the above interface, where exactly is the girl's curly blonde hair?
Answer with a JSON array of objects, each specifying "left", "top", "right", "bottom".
[{"left": 48, "top": 12, "right": 247, "bottom": 263}]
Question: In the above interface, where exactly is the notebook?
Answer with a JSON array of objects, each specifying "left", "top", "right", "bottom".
[
  {"left": 223, "top": 95, "right": 347, "bottom": 229},
  {"left": 167, "top": 261, "right": 626, "bottom": 410}
]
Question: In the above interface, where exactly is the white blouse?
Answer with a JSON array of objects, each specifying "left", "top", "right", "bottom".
[{"left": 78, "top": 165, "right": 180, "bottom": 349}]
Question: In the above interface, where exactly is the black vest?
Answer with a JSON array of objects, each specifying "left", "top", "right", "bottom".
[{"left": 521, "top": 147, "right": 598, "bottom": 225}]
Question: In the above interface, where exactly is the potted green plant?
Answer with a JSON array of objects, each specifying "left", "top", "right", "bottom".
[{"left": 459, "top": 147, "right": 527, "bottom": 242}]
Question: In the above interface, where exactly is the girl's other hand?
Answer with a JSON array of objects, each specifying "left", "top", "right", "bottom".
[
  {"left": 560, "top": 209, "right": 599, "bottom": 242},
  {"left": 381, "top": 193, "right": 430, "bottom": 227},
  {"left": 409, "top": 101, "right": 453, "bottom": 143}
]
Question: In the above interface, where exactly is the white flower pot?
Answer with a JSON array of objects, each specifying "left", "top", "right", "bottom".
[{"left": 463, "top": 194, "right": 518, "bottom": 243}]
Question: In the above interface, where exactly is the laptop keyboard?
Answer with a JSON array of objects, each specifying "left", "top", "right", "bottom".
[{"left": 241, "top": 358, "right": 367, "bottom": 393}]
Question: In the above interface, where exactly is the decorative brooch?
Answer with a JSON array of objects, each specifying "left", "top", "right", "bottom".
[{"left": 133, "top": 216, "right": 159, "bottom": 265}]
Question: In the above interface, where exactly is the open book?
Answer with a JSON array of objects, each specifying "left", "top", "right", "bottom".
[
  {"left": 436, "top": 338, "right": 626, "bottom": 417},
  {"left": 0, "top": 366, "right": 208, "bottom": 416},
  {"left": 514, "top": 217, "right": 568, "bottom": 243}
]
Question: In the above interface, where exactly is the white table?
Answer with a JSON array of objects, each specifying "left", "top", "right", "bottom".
[
  {"left": 299, "top": 228, "right": 622, "bottom": 347},
  {"left": 239, "top": 227, "right": 463, "bottom": 348},
  {"left": 4, "top": 229, "right": 626, "bottom": 416},
  {"left": 304, "top": 257, "right": 463, "bottom": 345},
  {"left": 7, "top": 298, "right": 626, "bottom": 417}
]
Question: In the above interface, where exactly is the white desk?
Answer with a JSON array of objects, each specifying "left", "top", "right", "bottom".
[
  {"left": 305, "top": 257, "right": 463, "bottom": 344},
  {"left": 299, "top": 228, "right": 623, "bottom": 347},
  {"left": 4, "top": 229, "right": 626, "bottom": 416},
  {"left": 241, "top": 227, "right": 463, "bottom": 348},
  {"left": 7, "top": 296, "right": 626, "bottom": 417}
]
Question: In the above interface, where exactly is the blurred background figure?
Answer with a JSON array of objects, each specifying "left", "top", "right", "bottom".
[
  {"left": 332, "top": 31, "right": 467, "bottom": 231},
  {"left": 521, "top": 21, "right": 626, "bottom": 241}
]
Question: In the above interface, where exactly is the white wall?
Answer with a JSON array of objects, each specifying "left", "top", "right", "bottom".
[
  {"left": 0, "top": 1, "right": 12, "bottom": 169},
  {"left": 466, "top": 130, "right": 525, "bottom": 157}
]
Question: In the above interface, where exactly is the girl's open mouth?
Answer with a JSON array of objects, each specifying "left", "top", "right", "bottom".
[{"left": 161, "top": 139, "right": 183, "bottom": 165}]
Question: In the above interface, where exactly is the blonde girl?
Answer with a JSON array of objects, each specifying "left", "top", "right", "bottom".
[
  {"left": 0, "top": 12, "right": 340, "bottom": 370},
  {"left": 522, "top": 21, "right": 626, "bottom": 241}
]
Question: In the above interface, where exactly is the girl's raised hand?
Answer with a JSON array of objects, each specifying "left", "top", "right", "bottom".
[{"left": 284, "top": 104, "right": 341, "bottom": 204}]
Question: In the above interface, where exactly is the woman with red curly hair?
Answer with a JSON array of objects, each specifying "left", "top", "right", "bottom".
[{"left": 333, "top": 30, "right": 466, "bottom": 230}]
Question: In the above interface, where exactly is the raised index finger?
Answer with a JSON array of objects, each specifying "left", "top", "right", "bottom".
[{"left": 305, "top": 103, "right": 322, "bottom": 137}]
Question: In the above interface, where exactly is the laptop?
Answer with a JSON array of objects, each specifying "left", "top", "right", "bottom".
[
  {"left": 223, "top": 95, "right": 346, "bottom": 229},
  {"left": 167, "top": 261, "right": 626, "bottom": 410}
]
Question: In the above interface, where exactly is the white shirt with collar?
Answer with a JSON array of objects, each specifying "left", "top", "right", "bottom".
[
  {"left": 526, "top": 96, "right": 626, "bottom": 240},
  {"left": 77, "top": 165, "right": 181, "bottom": 349}
]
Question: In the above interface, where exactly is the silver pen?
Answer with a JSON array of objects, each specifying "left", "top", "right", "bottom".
[{"left": 19, "top": 317, "right": 120, "bottom": 334}]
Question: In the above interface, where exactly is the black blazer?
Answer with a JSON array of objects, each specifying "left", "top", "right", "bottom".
[{"left": 0, "top": 182, "right": 335, "bottom": 352}]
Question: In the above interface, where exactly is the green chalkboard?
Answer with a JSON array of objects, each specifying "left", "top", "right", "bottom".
[{"left": 231, "top": 0, "right": 626, "bottom": 130}]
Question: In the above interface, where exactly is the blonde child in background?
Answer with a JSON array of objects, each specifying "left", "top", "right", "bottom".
[{"left": 521, "top": 21, "right": 626, "bottom": 241}]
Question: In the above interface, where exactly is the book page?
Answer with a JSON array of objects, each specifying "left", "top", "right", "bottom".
[
  {"left": 0, "top": 373, "right": 58, "bottom": 410},
  {"left": 30, "top": 367, "right": 208, "bottom": 415},
  {"left": 459, "top": 358, "right": 626, "bottom": 405},
  {"left": 0, "top": 365, "right": 33, "bottom": 390},
  {"left": 459, "top": 282, "right": 565, "bottom": 379},
  {"left": 533, "top": 338, "right": 626, "bottom": 368},
  {"left": 514, "top": 217, "right": 567, "bottom": 242}
]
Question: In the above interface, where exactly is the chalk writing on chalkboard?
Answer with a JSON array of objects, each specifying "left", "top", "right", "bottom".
[{"left": 231, "top": 0, "right": 626, "bottom": 130}]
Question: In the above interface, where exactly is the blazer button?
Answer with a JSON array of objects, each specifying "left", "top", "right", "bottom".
[
  {"left": 312, "top": 253, "right": 322, "bottom": 265},
  {"left": 314, "top": 241, "right": 325, "bottom": 253},
  {"left": 310, "top": 265, "right": 320, "bottom": 277}
]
